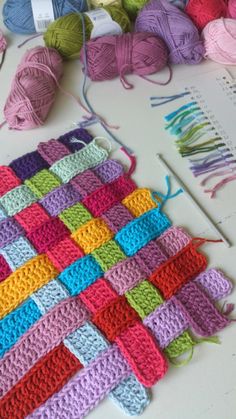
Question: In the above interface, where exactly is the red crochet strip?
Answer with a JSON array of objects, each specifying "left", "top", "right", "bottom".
[
  {"left": 80, "top": 278, "right": 117, "bottom": 313},
  {"left": 150, "top": 241, "right": 207, "bottom": 299},
  {"left": 116, "top": 322, "right": 168, "bottom": 387},
  {"left": 82, "top": 175, "right": 136, "bottom": 218},
  {"left": 92, "top": 295, "right": 139, "bottom": 341},
  {"left": 0, "top": 166, "right": 21, "bottom": 197},
  {"left": 0, "top": 344, "right": 82, "bottom": 419},
  {"left": 27, "top": 217, "right": 70, "bottom": 253},
  {"left": 15, "top": 203, "right": 50, "bottom": 233},
  {"left": 47, "top": 237, "right": 84, "bottom": 271}
]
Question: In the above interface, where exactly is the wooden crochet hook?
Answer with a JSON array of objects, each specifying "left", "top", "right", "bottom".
[{"left": 156, "top": 154, "right": 231, "bottom": 248}]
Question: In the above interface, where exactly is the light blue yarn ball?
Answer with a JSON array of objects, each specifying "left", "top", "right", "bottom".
[
  {"left": 167, "top": 0, "right": 188, "bottom": 9},
  {"left": 3, "top": 0, "right": 88, "bottom": 34}
]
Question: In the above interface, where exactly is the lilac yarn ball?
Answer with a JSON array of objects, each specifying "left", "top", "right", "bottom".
[{"left": 135, "top": 0, "right": 205, "bottom": 64}]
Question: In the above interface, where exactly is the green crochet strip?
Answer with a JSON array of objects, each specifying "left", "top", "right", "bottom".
[
  {"left": 164, "top": 332, "right": 195, "bottom": 359},
  {"left": 0, "top": 185, "right": 37, "bottom": 216},
  {"left": 126, "top": 280, "right": 164, "bottom": 319},
  {"left": 59, "top": 203, "right": 92, "bottom": 232},
  {"left": 25, "top": 169, "right": 61, "bottom": 199},
  {"left": 126, "top": 280, "right": 195, "bottom": 361},
  {"left": 92, "top": 240, "right": 126, "bottom": 272},
  {"left": 50, "top": 141, "right": 109, "bottom": 183}
]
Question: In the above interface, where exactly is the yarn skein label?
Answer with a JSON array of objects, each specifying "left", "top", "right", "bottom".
[
  {"left": 31, "top": 0, "right": 55, "bottom": 32},
  {"left": 85, "top": 8, "right": 122, "bottom": 38}
]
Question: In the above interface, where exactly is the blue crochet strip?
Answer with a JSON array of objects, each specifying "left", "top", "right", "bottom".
[
  {"left": 59, "top": 255, "right": 103, "bottom": 295},
  {"left": 115, "top": 208, "right": 171, "bottom": 257},
  {"left": 0, "top": 299, "right": 41, "bottom": 358},
  {"left": 31, "top": 280, "right": 69, "bottom": 315},
  {"left": 0, "top": 237, "right": 37, "bottom": 270},
  {"left": 64, "top": 322, "right": 150, "bottom": 416}
]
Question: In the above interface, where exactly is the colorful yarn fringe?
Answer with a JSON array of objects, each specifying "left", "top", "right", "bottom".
[{"left": 0, "top": 127, "right": 234, "bottom": 418}]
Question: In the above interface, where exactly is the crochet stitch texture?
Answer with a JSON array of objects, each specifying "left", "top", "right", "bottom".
[{"left": 0, "top": 127, "right": 233, "bottom": 419}]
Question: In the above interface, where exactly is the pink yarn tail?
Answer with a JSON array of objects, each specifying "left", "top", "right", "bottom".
[
  {"left": 140, "top": 64, "right": 172, "bottom": 86},
  {"left": 121, "top": 146, "right": 137, "bottom": 176},
  {"left": 204, "top": 174, "right": 236, "bottom": 198}
]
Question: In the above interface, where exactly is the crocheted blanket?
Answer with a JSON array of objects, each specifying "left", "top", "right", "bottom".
[{"left": 0, "top": 128, "right": 233, "bottom": 419}]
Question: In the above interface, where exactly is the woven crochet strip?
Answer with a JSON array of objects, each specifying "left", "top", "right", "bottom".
[
  {"left": 0, "top": 344, "right": 82, "bottom": 419},
  {"left": 0, "top": 255, "right": 11, "bottom": 283},
  {"left": 0, "top": 166, "right": 21, "bottom": 197},
  {"left": 28, "top": 345, "right": 132, "bottom": 419},
  {"left": 0, "top": 237, "right": 37, "bottom": 270},
  {"left": 0, "top": 206, "right": 6, "bottom": 222},
  {"left": 0, "top": 217, "right": 23, "bottom": 248},
  {"left": 0, "top": 297, "right": 89, "bottom": 397},
  {"left": 0, "top": 185, "right": 37, "bottom": 217},
  {"left": 9, "top": 151, "right": 49, "bottom": 181}
]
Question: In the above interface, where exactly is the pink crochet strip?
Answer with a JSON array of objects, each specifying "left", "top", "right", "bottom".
[
  {"left": 0, "top": 297, "right": 89, "bottom": 398},
  {"left": 38, "top": 140, "right": 71, "bottom": 165},
  {"left": 116, "top": 322, "right": 168, "bottom": 387}
]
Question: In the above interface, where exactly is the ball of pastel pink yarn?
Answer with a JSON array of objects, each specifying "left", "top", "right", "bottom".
[
  {"left": 3, "top": 46, "right": 63, "bottom": 130},
  {"left": 228, "top": 0, "right": 236, "bottom": 18},
  {"left": 202, "top": 18, "right": 236, "bottom": 65},
  {"left": 80, "top": 32, "right": 168, "bottom": 86}
]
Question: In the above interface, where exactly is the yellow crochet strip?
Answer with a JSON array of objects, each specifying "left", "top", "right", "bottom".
[
  {"left": 122, "top": 188, "right": 158, "bottom": 217},
  {"left": 0, "top": 255, "right": 58, "bottom": 319},
  {"left": 72, "top": 218, "right": 114, "bottom": 254}
]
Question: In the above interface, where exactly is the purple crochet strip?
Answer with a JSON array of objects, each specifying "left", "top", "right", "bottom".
[
  {"left": 194, "top": 268, "right": 233, "bottom": 301},
  {"left": 29, "top": 345, "right": 131, "bottom": 419},
  {"left": 105, "top": 257, "right": 144, "bottom": 294},
  {"left": 175, "top": 281, "right": 230, "bottom": 337},
  {"left": 40, "top": 184, "right": 81, "bottom": 217},
  {"left": 9, "top": 151, "right": 49, "bottom": 181},
  {"left": 59, "top": 128, "right": 93, "bottom": 152},
  {"left": 0, "top": 218, "right": 23, "bottom": 248},
  {"left": 143, "top": 299, "right": 189, "bottom": 348},
  {"left": 102, "top": 204, "right": 134, "bottom": 233},
  {"left": 71, "top": 170, "right": 103, "bottom": 198},
  {"left": 94, "top": 160, "right": 124, "bottom": 183},
  {"left": 135, "top": 241, "right": 167, "bottom": 277},
  {"left": 156, "top": 226, "right": 191, "bottom": 259},
  {"left": 38, "top": 140, "right": 71, "bottom": 165}
]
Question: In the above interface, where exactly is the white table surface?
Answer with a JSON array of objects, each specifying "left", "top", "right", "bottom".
[{"left": 0, "top": 3, "right": 236, "bottom": 419}]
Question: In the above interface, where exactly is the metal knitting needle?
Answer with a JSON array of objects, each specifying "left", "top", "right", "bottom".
[{"left": 156, "top": 153, "right": 231, "bottom": 248}]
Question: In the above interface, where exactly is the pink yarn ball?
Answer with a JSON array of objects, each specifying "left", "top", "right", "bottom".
[
  {"left": 80, "top": 32, "right": 169, "bottom": 87},
  {"left": 3, "top": 46, "right": 63, "bottom": 130},
  {"left": 228, "top": 0, "right": 236, "bottom": 18},
  {"left": 202, "top": 18, "right": 236, "bottom": 65}
]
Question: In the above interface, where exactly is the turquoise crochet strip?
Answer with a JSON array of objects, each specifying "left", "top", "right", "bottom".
[
  {"left": 50, "top": 140, "right": 109, "bottom": 183},
  {"left": 64, "top": 322, "right": 150, "bottom": 416},
  {"left": 0, "top": 299, "right": 41, "bottom": 358},
  {"left": 0, "top": 237, "right": 37, "bottom": 270},
  {"left": 59, "top": 255, "right": 103, "bottom": 296},
  {"left": 115, "top": 208, "right": 171, "bottom": 256},
  {"left": 0, "top": 185, "right": 37, "bottom": 216}
]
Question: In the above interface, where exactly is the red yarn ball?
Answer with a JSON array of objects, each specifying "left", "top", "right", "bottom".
[{"left": 185, "top": 0, "right": 228, "bottom": 30}]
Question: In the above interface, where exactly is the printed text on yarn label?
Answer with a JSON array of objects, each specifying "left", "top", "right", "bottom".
[
  {"left": 85, "top": 8, "right": 122, "bottom": 38},
  {"left": 31, "top": 0, "right": 55, "bottom": 32}
]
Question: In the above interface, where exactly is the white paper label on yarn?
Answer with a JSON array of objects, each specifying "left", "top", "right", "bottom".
[
  {"left": 85, "top": 8, "right": 122, "bottom": 38},
  {"left": 31, "top": 0, "right": 55, "bottom": 32}
]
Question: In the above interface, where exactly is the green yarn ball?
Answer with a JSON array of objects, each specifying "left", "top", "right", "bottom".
[
  {"left": 44, "top": 6, "right": 131, "bottom": 60},
  {"left": 122, "top": 0, "right": 148, "bottom": 20}
]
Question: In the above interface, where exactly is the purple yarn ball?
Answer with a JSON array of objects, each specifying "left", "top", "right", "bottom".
[{"left": 135, "top": 0, "right": 205, "bottom": 65}]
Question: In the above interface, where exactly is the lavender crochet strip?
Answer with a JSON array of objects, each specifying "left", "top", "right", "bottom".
[
  {"left": 0, "top": 218, "right": 23, "bottom": 248},
  {"left": 28, "top": 345, "right": 131, "bottom": 419}
]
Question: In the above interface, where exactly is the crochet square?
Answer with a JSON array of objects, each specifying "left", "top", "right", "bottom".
[
  {"left": 9, "top": 151, "right": 49, "bottom": 181},
  {"left": 0, "top": 237, "right": 37, "bottom": 270},
  {"left": 25, "top": 169, "right": 61, "bottom": 199},
  {"left": 0, "top": 166, "right": 21, "bottom": 197},
  {"left": 27, "top": 218, "right": 70, "bottom": 253},
  {"left": 92, "top": 240, "right": 126, "bottom": 271},
  {"left": 72, "top": 218, "right": 114, "bottom": 254},
  {"left": 47, "top": 237, "right": 84, "bottom": 271},
  {"left": 93, "top": 295, "right": 140, "bottom": 341},
  {"left": 0, "top": 128, "right": 233, "bottom": 419},
  {"left": 14, "top": 203, "right": 50, "bottom": 233},
  {"left": 59, "top": 203, "right": 92, "bottom": 232}
]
